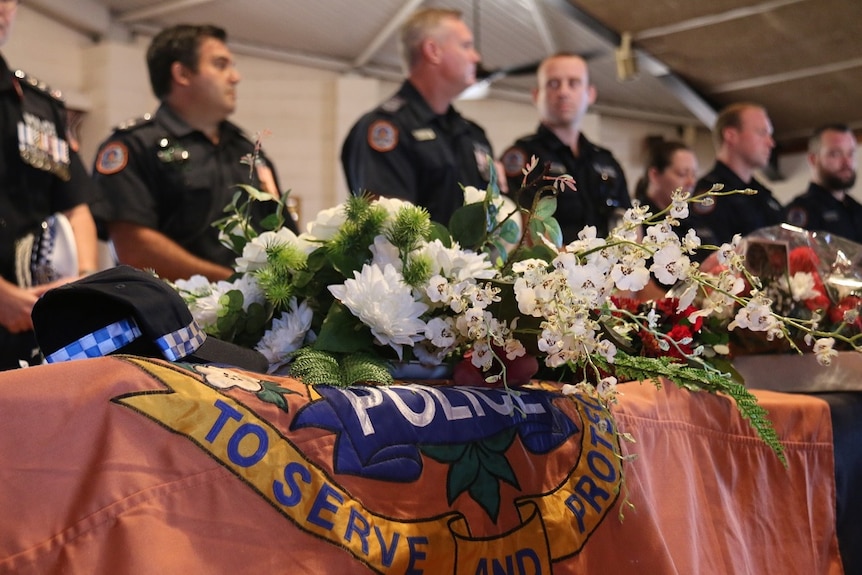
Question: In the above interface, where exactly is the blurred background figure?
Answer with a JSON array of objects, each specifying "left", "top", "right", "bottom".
[
  {"left": 785, "top": 123, "right": 862, "bottom": 243},
  {"left": 634, "top": 140, "right": 698, "bottom": 215},
  {"left": 500, "top": 53, "right": 630, "bottom": 244},
  {"left": 0, "top": 0, "right": 98, "bottom": 369},
  {"left": 341, "top": 8, "right": 496, "bottom": 226},
  {"left": 91, "top": 24, "right": 294, "bottom": 283}
]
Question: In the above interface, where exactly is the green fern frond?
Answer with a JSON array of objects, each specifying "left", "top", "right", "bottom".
[
  {"left": 288, "top": 348, "right": 341, "bottom": 385},
  {"left": 342, "top": 354, "right": 393, "bottom": 386},
  {"left": 596, "top": 353, "right": 787, "bottom": 466},
  {"left": 288, "top": 348, "right": 393, "bottom": 387}
]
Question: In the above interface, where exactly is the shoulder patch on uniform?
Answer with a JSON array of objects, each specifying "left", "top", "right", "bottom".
[
  {"left": 368, "top": 120, "right": 398, "bottom": 153},
  {"left": 96, "top": 142, "right": 129, "bottom": 175},
  {"left": 14, "top": 70, "right": 63, "bottom": 101},
  {"left": 785, "top": 206, "right": 809, "bottom": 228},
  {"left": 501, "top": 147, "right": 528, "bottom": 179},
  {"left": 115, "top": 113, "right": 154, "bottom": 132}
]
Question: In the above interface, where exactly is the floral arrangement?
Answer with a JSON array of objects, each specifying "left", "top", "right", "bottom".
[
  {"left": 700, "top": 224, "right": 862, "bottom": 361},
  {"left": 171, "top": 164, "right": 860, "bottom": 464}
]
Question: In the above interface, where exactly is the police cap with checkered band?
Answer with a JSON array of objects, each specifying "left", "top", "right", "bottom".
[{"left": 31, "top": 265, "right": 268, "bottom": 372}]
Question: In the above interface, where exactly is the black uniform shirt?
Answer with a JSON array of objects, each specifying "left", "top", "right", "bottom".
[
  {"left": 785, "top": 182, "right": 862, "bottom": 243},
  {"left": 0, "top": 54, "right": 93, "bottom": 282},
  {"left": 91, "top": 104, "right": 293, "bottom": 268},
  {"left": 341, "top": 80, "right": 494, "bottom": 226},
  {"left": 690, "top": 161, "right": 783, "bottom": 251},
  {"left": 500, "top": 126, "right": 631, "bottom": 243}
]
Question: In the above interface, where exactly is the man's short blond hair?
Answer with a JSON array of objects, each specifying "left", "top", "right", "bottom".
[
  {"left": 713, "top": 102, "right": 765, "bottom": 148},
  {"left": 399, "top": 8, "right": 463, "bottom": 72}
]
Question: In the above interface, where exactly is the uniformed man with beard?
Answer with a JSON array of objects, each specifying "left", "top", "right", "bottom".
[{"left": 785, "top": 124, "right": 862, "bottom": 243}]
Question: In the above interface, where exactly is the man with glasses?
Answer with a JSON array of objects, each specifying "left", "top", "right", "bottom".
[{"left": 0, "top": 0, "right": 99, "bottom": 369}]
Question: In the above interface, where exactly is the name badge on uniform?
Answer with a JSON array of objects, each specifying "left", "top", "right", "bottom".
[
  {"left": 823, "top": 210, "right": 840, "bottom": 223},
  {"left": 17, "top": 112, "right": 71, "bottom": 181},
  {"left": 548, "top": 162, "right": 567, "bottom": 176},
  {"left": 411, "top": 128, "right": 437, "bottom": 141}
]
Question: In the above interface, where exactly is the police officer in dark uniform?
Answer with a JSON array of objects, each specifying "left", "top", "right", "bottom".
[
  {"left": 785, "top": 124, "right": 862, "bottom": 243},
  {"left": 91, "top": 24, "right": 295, "bottom": 283},
  {"left": 0, "top": 0, "right": 98, "bottom": 369},
  {"left": 341, "top": 8, "right": 493, "bottom": 226},
  {"left": 690, "top": 103, "right": 783, "bottom": 253},
  {"left": 500, "top": 54, "right": 630, "bottom": 244}
]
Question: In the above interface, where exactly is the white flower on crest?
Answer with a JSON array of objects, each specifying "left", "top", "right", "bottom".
[
  {"left": 328, "top": 264, "right": 428, "bottom": 359},
  {"left": 255, "top": 298, "right": 313, "bottom": 369},
  {"left": 195, "top": 365, "right": 262, "bottom": 392}
]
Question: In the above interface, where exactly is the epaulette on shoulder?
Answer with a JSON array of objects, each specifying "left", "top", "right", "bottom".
[
  {"left": 378, "top": 96, "right": 406, "bottom": 114},
  {"left": 14, "top": 70, "right": 64, "bottom": 102},
  {"left": 114, "top": 113, "right": 155, "bottom": 132}
]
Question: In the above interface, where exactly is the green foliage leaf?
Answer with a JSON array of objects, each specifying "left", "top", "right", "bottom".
[
  {"left": 534, "top": 196, "right": 558, "bottom": 220},
  {"left": 235, "top": 183, "right": 275, "bottom": 203},
  {"left": 499, "top": 219, "right": 521, "bottom": 244},
  {"left": 448, "top": 202, "right": 487, "bottom": 249},
  {"left": 256, "top": 380, "right": 299, "bottom": 412},
  {"left": 420, "top": 443, "right": 469, "bottom": 463},
  {"left": 543, "top": 217, "right": 564, "bottom": 248},
  {"left": 468, "top": 465, "right": 503, "bottom": 522},
  {"left": 314, "top": 303, "right": 373, "bottom": 354}
]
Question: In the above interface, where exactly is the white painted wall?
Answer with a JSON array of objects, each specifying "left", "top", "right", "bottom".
[{"left": 5, "top": 4, "right": 820, "bottom": 231}]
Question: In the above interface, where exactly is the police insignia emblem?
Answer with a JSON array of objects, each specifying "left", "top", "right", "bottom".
[
  {"left": 501, "top": 147, "right": 527, "bottom": 179},
  {"left": 368, "top": 120, "right": 398, "bottom": 152},
  {"left": 96, "top": 142, "right": 128, "bottom": 175},
  {"left": 786, "top": 206, "right": 809, "bottom": 227}
]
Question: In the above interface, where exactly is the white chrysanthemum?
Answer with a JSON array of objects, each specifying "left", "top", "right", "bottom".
[
  {"left": 223, "top": 274, "right": 265, "bottom": 309},
  {"left": 420, "top": 239, "right": 495, "bottom": 281},
  {"left": 235, "top": 227, "right": 308, "bottom": 273},
  {"left": 174, "top": 274, "right": 213, "bottom": 297},
  {"left": 372, "top": 196, "right": 413, "bottom": 219},
  {"left": 175, "top": 278, "right": 229, "bottom": 329},
  {"left": 329, "top": 264, "right": 428, "bottom": 359},
  {"left": 255, "top": 298, "right": 313, "bottom": 369},
  {"left": 302, "top": 204, "right": 347, "bottom": 242},
  {"left": 785, "top": 272, "right": 821, "bottom": 302},
  {"left": 370, "top": 235, "right": 402, "bottom": 271}
]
